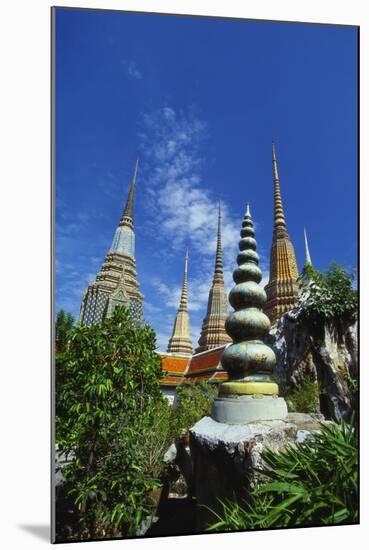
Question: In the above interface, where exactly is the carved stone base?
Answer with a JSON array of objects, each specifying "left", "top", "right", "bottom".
[{"left": 211, "top": 394, "right": 288, "bottom": 424}]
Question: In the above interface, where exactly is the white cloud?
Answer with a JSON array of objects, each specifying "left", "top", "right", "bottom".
[
  {"left": 137, "top": 106, "right": 271, "bottom": 348},
  {"left": 56, "top": 222, "right": 80, "bottom": 236},
  {"left": 150, "top": 278, "right": 181, "bottom": 310},
  {"left": 121, "top": 59, "right": 142, "bottom": 80},
  {"left": 76, "top": 212, "right": 90, "bottom": 224},
  {"left": 151, "top": 273, "right": 212, "bottom": 313},
  {"left": 139, "top": 106, "right": 240, "bottom": 272},
  {"left": 144, "top": 301, "right": 161, "bottom": 314},
  {"left": 188, "top": 276, "right": 213, "bottom": 311}
]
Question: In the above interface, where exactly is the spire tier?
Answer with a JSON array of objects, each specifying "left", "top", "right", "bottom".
[
  {"left": 214, "top": 202, "right": 224, "bottom": 281},
  {"left": 120, "top": 158, "right": 138, "bottom": 229},
  {"left": 167, "top": 249, "right": 193, "bottom": 355},
  {"left": 264, "top": 143, "right": 299, "bottom": 324},
  {"left": 196, "top": 204, "right": 231, "bottom": 353},
  {"left": 178, "top": 248, "right": 189, "bottom": 312},
  {"left": 272, "top": 141, "right": 288, "bottom": 238}
]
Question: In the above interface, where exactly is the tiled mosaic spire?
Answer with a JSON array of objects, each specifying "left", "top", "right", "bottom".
[
  {"left": 109, "top": 160, "right": 139, "bottom": 257},
  {"left": 120, "top": 158, "right": 138, "bottom": 229},
  {"left": 214, "top": 202, "right": 224, "bottom": 280},
  {"left": 272, "top": 142, "right": 288, "bottom": 238},
  {"left": 167, "top": 249, "right": 193, "bottom": 355},
  {"left": 196, "top": 203, "right": 231, "bottom": 353},
  {"left": 304, "top": 227, "right": 312, "bottom": 265},
  {"left": 179, "top": 248, "right": 189, "bottom": 312},
  {"left": 219, "top": 204, "right": 278, "bottom": 396},
  {"left": 264, "top": 142, "right": 299, "bottom": 323},
  {"left": 79, "top": 159, "right": 143, "bottom": 326}
]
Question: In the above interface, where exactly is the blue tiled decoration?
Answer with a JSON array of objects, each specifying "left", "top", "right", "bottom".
[{"left": 80, "top": 289, "right": 109, "bottom": 325}]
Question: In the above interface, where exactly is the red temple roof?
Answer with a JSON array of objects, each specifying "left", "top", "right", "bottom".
[{"left": 159, "top": 345, "right": 229, "bottom": 387}]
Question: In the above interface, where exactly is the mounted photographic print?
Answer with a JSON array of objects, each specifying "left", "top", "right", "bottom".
[{"left": 52, "top": 6, "right": 359, "bottom": 543}]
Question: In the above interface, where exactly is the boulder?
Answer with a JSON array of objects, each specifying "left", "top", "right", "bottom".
[
  {"left": 190, "top": 413, "right": 328, "bottom": 531},
  {"left": 270, "top": 309, "right": 357, "bottom": 421}
]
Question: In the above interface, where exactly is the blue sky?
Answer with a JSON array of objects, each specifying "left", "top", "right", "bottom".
[{"left": 55, "top": 8, "right": 358, "bottom": 351}]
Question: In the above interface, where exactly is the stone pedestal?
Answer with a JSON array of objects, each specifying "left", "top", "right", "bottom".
[
  {"left": 211, "top": 394, "right": 287, "bottom": 424},
  {"left": 190, "top": 413, "right": 327, "bottom": 531}
]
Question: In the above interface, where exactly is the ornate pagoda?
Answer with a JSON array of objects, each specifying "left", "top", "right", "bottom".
[
  {"left": 79, "top": 159, "right": 144, "bottom": 325},
  {"left": 264, "top": 142, "right": 299, "bottom": 323},
  {"left": 196, "top": 203, "right": 232, "bottom": 353},
  {"left": 167, "top": 249, "right": 193, "bottom": 355}
]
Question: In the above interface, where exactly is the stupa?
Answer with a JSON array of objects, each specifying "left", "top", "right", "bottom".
[{"left": 212, "top": 204, "right": 287, "bottom": 424}]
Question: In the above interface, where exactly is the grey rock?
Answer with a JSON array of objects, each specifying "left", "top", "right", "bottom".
[
  {"left": 270, "top": 311, "right": 357, "bottom": 421},
  {"left": 191, "top": 416, "right": 254, "bottom": 448},
  {"left": 163, "top": 439, "right": 194, "bottom": 497},
  {"left": 163, "top": 443, "right": 177, "bottom": 463},
  {"left": 296, "top": 429, "right": 319, "bottom": 443},
  {"left": 189, "top": 413, "right": 331, "bottom": 530}
]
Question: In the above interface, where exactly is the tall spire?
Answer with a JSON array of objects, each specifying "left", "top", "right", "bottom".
[
  {"left": 304, "top": 227, "right": 312, "bottom": 265},
  {"left": 196, "top": 203, "right": 231, "bottom": 353},
  {"left": 109, "top": 158, "right": 138, "bottom": 258},
  {"left": 272, "top": 142, "right": 288, "bottom": 238},
  {"left": 179, "top": 248, "right": 189, "bottom": 311},
  {"left": 214, "top": 202, "right": 224, "bottom": 282},
  {"left": 120, "top": 158, "right": 138, "bottom": 228},
  {"left": 167, "top": 249, "right": 193, "bottom": 355},
  {"left": 264, "top": 142, "right": 299, "bottom": 324},
  {"left": 79, "top": 158, "right": 144, "bottom": 327}
]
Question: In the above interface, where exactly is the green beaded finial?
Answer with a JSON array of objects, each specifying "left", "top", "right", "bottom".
[{"left": 219, "top": 204, "right": 278, "bottom": 396}]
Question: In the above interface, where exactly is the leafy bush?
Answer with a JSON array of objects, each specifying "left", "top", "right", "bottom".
[
  {"left": 56, "top": 307, "right": 172, "bottom": 540},
  {"left": 284, "top": 380, "right": 320, "bottom": 413},
  {"left": 173, "top": 381, "right": 218, "bottom": 436},
  {"left": 298, "top": 262, "right": 357, "bottom": 326},
  {"left": 207, "top": 420, "right": 358, "bottom": 531},
  {"left": 55, "top": 309, "right": 75, "bottom": 353}
]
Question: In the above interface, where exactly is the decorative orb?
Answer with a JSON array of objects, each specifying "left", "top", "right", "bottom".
[
  {"left": 233, "top": 263, "right": 262, "bottom": 284},
  {"left": 221, "top": 341, "right": 276, "bottom": 377},
  {"left": 225, "top": 309, "right": 271, "bottom": 342},
  {"left": 229, "top": 281, "right": 266, "bottom": 309},
  {"left": 237, "top": 249, "right": 259, "bottom": 265},
  {"left": 239, "top": 237, "right": 257, "bottom": 251},
  {"left": 240, "top": 226, "right": 254, "bottom": 238}
]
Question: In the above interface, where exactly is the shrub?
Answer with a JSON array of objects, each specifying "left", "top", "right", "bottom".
[
  {"left": 55, "top": 306, "right": 172, "bottom": 540},
  {"left": 55, "top": 309, "right": 75, "bottom": 353},
  {"left": 207, "top": 420, "right": 358, "bottom": 531},
  {"left": 283, "top": 380, "right": 320, "bottom": 413},
  {"left": 298, "top": 262, "right": 357, "bottom": 326},
  {"left": 172, "top": 381, "right": 218, "bottom": 436}
]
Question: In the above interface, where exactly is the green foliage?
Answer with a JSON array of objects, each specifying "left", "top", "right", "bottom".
[
  {"left": 55, "top": 309, "right": 75, "bottom": 353},
  {"left": 298, "top": 262, "right": 357, "bottom": 326},
  {"left": 172, "top": 381, "right": 218, "bottom": 436},
  {"left": 207, "top": 420, "right": 358, "bottom": 531},
  {"left": 345, "top": 371, "right": 358, "bottom": 393},
  {"left": 284, "top": 380, "right": 320, "bottom": 413},
  {"left": 56, "top": 307, "right": 172, "bottom": 539}
]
